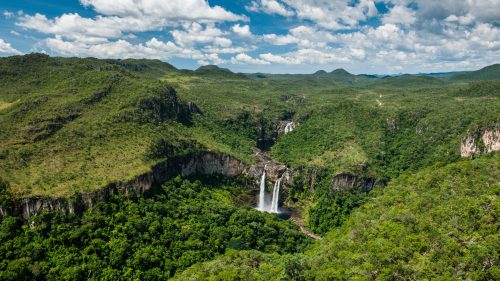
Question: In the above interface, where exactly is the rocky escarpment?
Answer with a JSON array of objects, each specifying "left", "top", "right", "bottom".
[
  {"left": 461, "top": 135, "right": 478, "bottom": 157},
  {"left": 180, "top": 153, "right": 248, "bottom": 177},
  {"left": 276, "top": 120, "right": 297, "bottom": 136},
  {"left": 247, "top": 151, "right": 380, "bottom": 195},
  {"left": 257, "top": 118, "right": 297, "bottom": 150},
  {"left": 2, "top": 152, "right": 249, "bottom": 220},
  {"left": 134, "top": 85, "right": 198, "bottom": 125},
  {"left": 3, "top": 150, "right": 299, "bottom": 220},
  {"left": 482, "top": 127, "right": 500, "bottom": 153},
  {"left": 290, "top": 164, "right": 381, "bottom": 194},
  {"left": 247, "top": 151, "right": 295, "bottom": 187},
  {"left": 331, "top": 173, "right": 380, "bottom": 192},
  {"left": 461, "top": 125, "right": 500, "bottom": 157}
]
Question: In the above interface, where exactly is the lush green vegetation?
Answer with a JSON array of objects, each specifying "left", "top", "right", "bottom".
[
  {"left": 449, "top": 64, "right": 500, "bottom": 81},
  {"left": 271, "top": 82, "right": 499, "bottom": 182},
  {"left": 0, "top": 177, "right": 308, "bottom": 280},
  {"left": 307, "top": 153, "right": 500, "bottom": 280},
  {"left": 1, "top": 54, "right": 499, "bottom": 280},
  {"left": 2, "top": 54, "right": 498, "bottom": 198},
  {"left": 308, "top": 188, "right": 374, "bottom": 235},
  {"left": 174, "top": 153, "right": 500, "bottom": 280}
]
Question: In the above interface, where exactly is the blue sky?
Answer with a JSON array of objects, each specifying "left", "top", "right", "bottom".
[{"left": 0, "top": 0, "right": 499, "bottom": 74}]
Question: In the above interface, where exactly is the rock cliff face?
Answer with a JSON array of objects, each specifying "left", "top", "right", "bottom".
[
  {"left": 276, "top": 121, "right": 297, "bottom": 136},
  {"left": 461, "top": 135, "right": 479, "bottom": 157},
  {"left": 257, "top": 119, "right": 297, "bottom": 150},
  {"left": 482, "top": 127, "right": 500, "bottom": 153},
  {"left": 180, "top": 153, "right": 247, "bottom": 177},
  {"left": 461, "top": 125, "right": 500, "bottom": 157},
  {"left": 331, "top": 173, "right": 377, "bottom": 192},
  {"left": 3, "top": 152, "right": 248, "bottom": 220},
  {"left": 247, "top": 151, "right": 294, "bottom": 187}
]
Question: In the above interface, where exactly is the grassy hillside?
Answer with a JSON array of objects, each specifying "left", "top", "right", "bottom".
[
  {"left": 0, "top": 54, "right": 253, "bottom": 197},
  {"left": 1, "top": 54, "right": 499, "bottom": 280},
  {"left": 194, "top": 65, "right": 247, "bottom": 79},
  {"left": 1, "top": 54, "right": 499, "bottom": 199},
  {"left": 271, "top": 82, "right": 499, "bottom": 180},
  {"left": 173, "top": 153, "right": 500, "bottom": 280},
  {"left": 103, "top": 58, "right": 178, "bottom": 78},
  {"left": 366, "top": 74, "right": 446, "bottom": 88},
  {"left": 450, "top": 64, "right": 500, "bottom": 81}
]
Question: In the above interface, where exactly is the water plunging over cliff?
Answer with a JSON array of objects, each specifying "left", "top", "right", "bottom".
[
  {"left": 258, "top": 167, "right": 266, "bottom": 211},
  {"left": 284, "top": 122, "right": 294, "bottom": 134},
  {"left": 270, "top": 178, "right": 281, "bottom": 213},
  {"left": 257, "top": 165, "right": 281, "bottom": 213}
]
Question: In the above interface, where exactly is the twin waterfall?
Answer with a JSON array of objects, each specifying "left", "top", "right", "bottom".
[
  {"left": 258, "top": 169, "right": 267, "bottom": 211},
  {"left": 270, "top": 178, "right": 281, "bottom": 213},
  {"left": 257, "top": 122, "right": 293, "bottom": 213},
  {"left": 257, "top": 166, "right": 281, "bottom": 213}
]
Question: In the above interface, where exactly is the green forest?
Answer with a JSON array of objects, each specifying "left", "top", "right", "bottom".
[
  {"left": 0, "top": 177, "right": 309, "bottom": 280},
  {"left": 0, "top": 54, "right": 499, "bottom": 280}
]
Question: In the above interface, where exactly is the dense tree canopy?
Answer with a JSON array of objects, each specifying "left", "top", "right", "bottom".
[
  {"left": 0, "top": 178, "right": 309, "bottom": 280},
  {"left": 1, "top": 55, "right": 499, "bottom": 280}
]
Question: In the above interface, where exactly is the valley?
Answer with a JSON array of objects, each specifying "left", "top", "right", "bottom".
[{"left": 0, "top": 54, "right": 499, "bottom": 280}]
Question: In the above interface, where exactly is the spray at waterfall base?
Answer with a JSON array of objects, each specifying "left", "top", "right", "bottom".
[{"left": 257, "top": 167, "right": 283, "bottom": 214}]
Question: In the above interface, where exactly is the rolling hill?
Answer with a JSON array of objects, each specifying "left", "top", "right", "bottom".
[
  {"left": 0, "top": 54, "right": 499, "bottom": 280},
  {"left": 450, "top": 64, "right": 500, "bottom": 81}
]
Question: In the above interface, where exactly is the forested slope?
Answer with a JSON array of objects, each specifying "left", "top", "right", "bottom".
[
  {"left": 0, "top": 54, "right": 499, "bottom": 280},
  {"left": 174, "top": 153, "right": 500, "bottom": 280}
]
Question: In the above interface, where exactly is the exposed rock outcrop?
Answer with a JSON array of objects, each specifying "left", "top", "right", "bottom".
[
  {"left": 331, "top": 173, "right": 378, "bottom": 192},
  {"left": 134, "top": 85, "right": 196, "bottom": 125},
  {"left": 180, "top": 153, "right": 248, "bottom": 177},
  {"left": 482, "top": 127, "right": 500, "bottom": 153},
  {"left": 461, "top": 125, "right": 500, "bottom": 157},
  {"left": 247, "top": 151, "right": 295, "bottom": 187},
  {"left": 257, "top": 119, "right": 297, "bottom": 150},
  {"left": 461, "top": 135, "right": 479, "bottom": 157},
  {"left": 4, "top": 152, "right": 249, "bottom": 220},
  {"left": 276, "top": 121, "right": 297, "bottom": 136}
]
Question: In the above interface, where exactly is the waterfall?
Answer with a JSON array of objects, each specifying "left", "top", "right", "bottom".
[
  {"left": 284, "top": 122, "right": 294, "bottom": 134},
  {"left": 257, "top": 164, "right": 281, "bottom": 213},
  {"left": 270, "top": 178, "right": 281, "bottom": 213},
  {"left": 257, "top": 167, "right": 266, "bottom": 211}
]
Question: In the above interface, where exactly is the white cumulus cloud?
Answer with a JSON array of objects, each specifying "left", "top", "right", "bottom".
[
  {"left": 231, "top": 53, "right": 270, "bottom": 65},
  {"left": 0, "top": 38, "right": 21, "bottom": 54},
  {"left": 3, "top": 10, "right": 14, "bottom": 19},
  {"left": 246, "top": 0, "right": 294, "bottom": 17},
  {"left": 232, "top": 24, "right": 252, "bottom": 37},
  {"left": 282, "top": 0, "right": 378, "bottom": 30},
  {"left": 42, "top": 35, "right": 230, "bottom": 64},
  {"left": 79, "top": 0, "right": 246, "bottom": 22},
  {"left": 263, "top": 25, "right": 336, "bottom": 48},
  {"left": 171, "top": 22, "right": 231, "bottom": 47},
  {"left": 7, "top": 0, "right": 500, "bottom": 73},
  {"left": 382, "top": 5, "right": 417, "bottom": 25},
  {"left": 17, "top": 13, "right": 150, "bottom": 43}
]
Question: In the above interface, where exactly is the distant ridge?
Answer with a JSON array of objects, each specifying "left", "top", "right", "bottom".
[
  {"left": 330, "top": 68, "right": 352, "bottom": 76},
  {"left": 357, "top": 74, "right": 379, "bottom": 79},
  {"left": 325, "top": 68, "right": 357, "bottom": 84},
  {"left": 314, "top": 70, "right": 328, "bottom": 75},
  {"left": 368, "top": 74, "right": 445, "bottom": 88},
  {"left": 194, "top": 65, "right": 247, "bottom": 79},
  {"left": 104, "top": 58, "right": 177, "bottom": 78},
  {"left": 450, "top": 64, "right": 500, "bottom": 81},
  {"left": 195, "top": 65, "right": 233, "bottom": 74}
]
